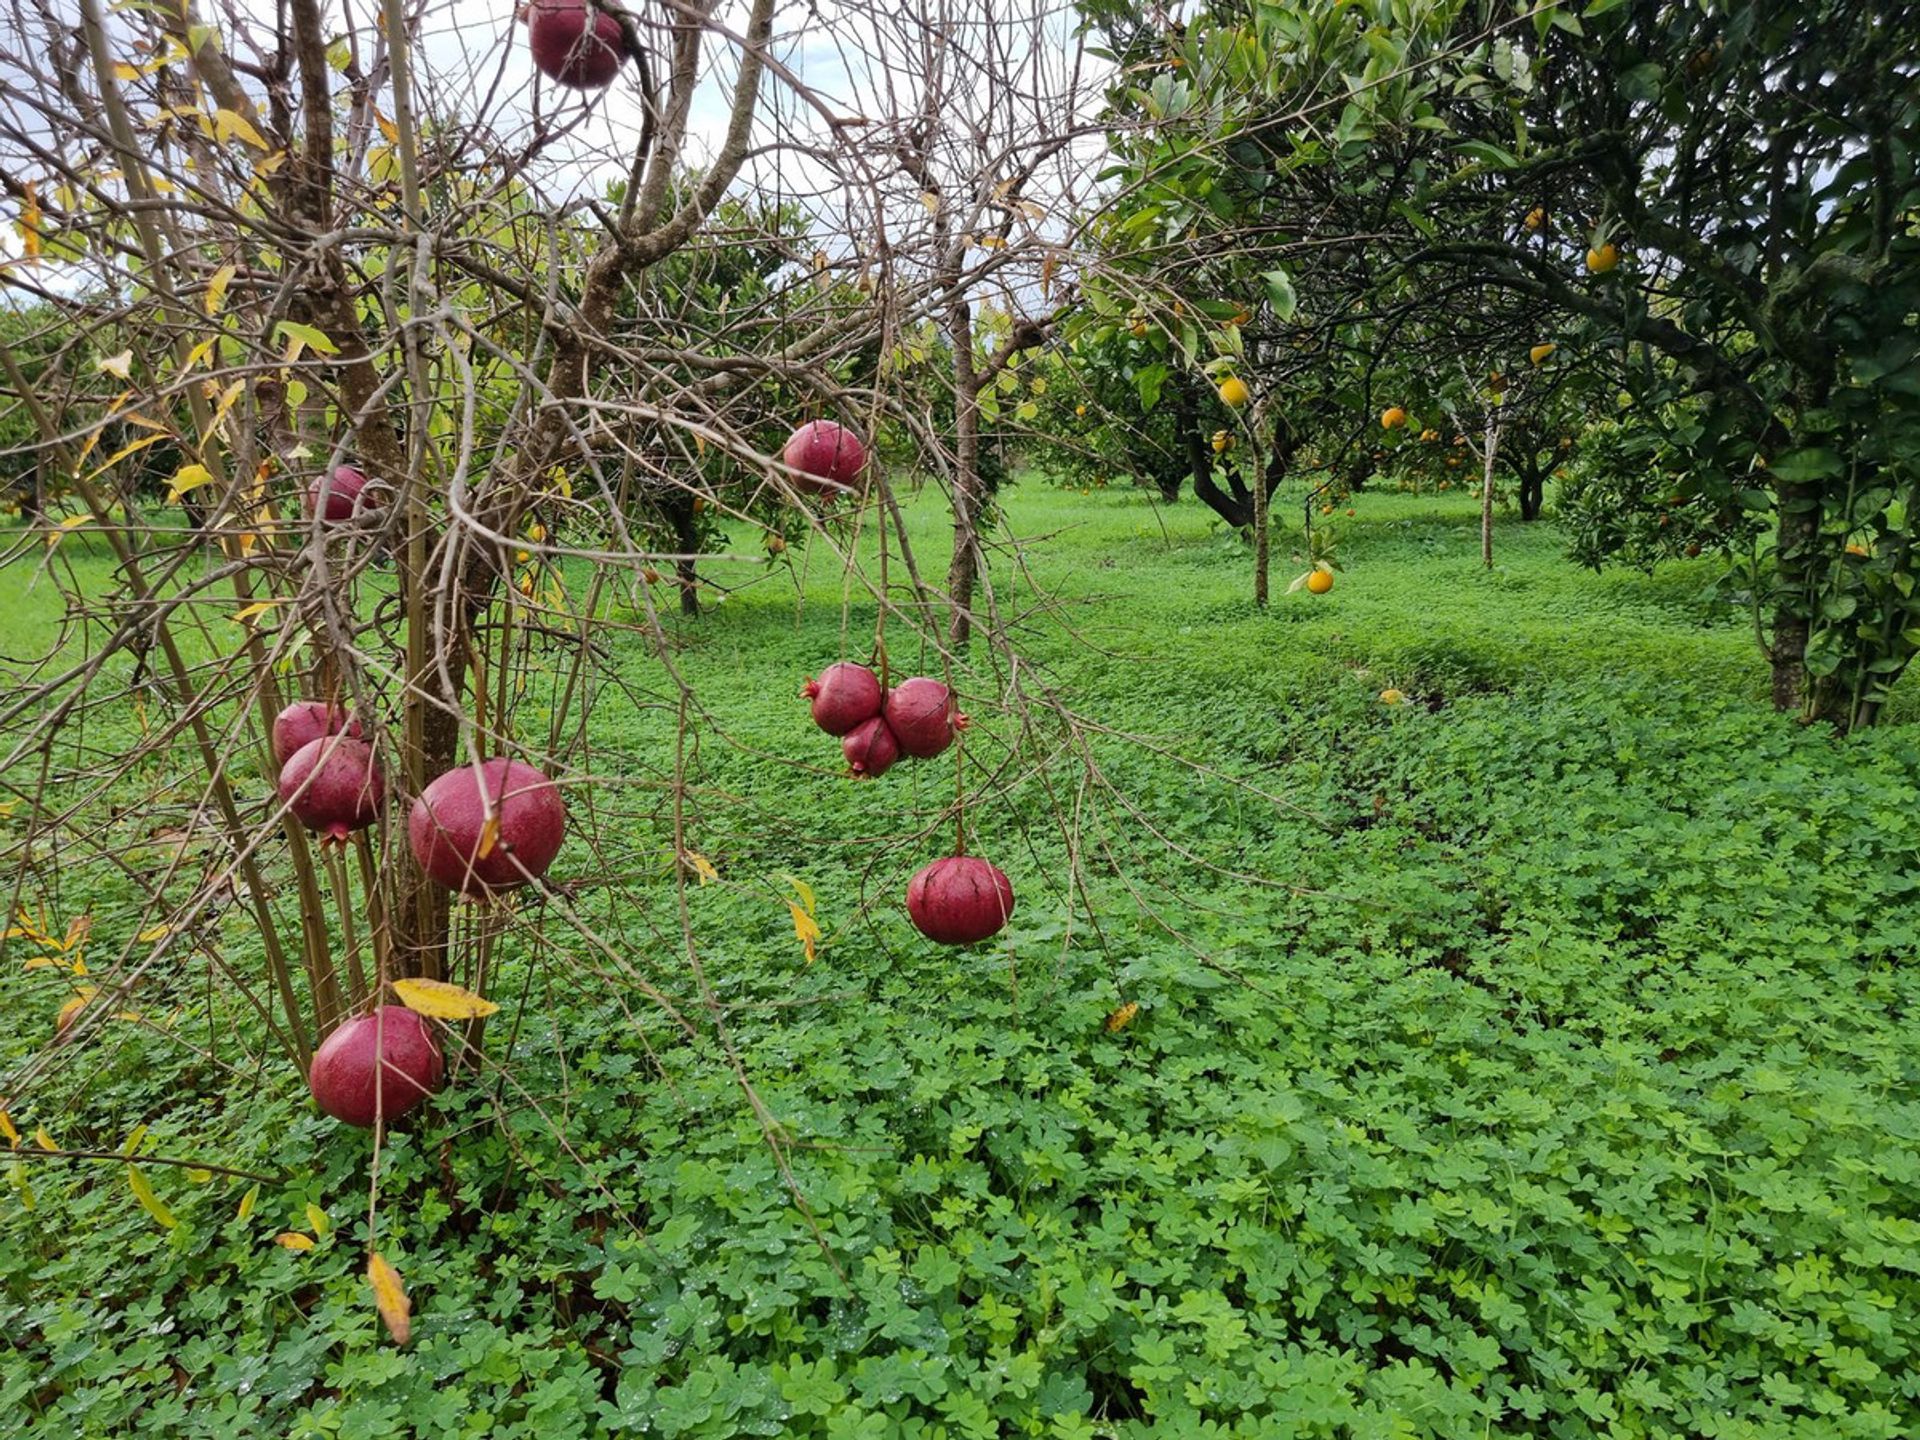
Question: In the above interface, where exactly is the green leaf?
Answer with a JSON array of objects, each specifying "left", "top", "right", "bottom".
[
  {"left": 1768, "top": 447, "right": 1842, "bottom": 482},
  {"left": 1260, "top": 269, "right": 1297, "bottom": 320},
  {"left": 1135, "top": 364, "right": 1167, "bottom": 411}
]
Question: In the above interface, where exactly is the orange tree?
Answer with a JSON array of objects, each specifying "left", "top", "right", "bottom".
[{"left": 1082, "top": 0, "right": 1920, "bottom": 727}]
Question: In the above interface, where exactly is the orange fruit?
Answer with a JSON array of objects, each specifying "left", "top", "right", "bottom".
[
  {"left": 1217, "top": 377, "right": 1251, "bottom": 408},
  {"left": 1306, "top": 569, "right": 1333, "bottom": 595},
  {"left": 1586, "top": 242, "right": 1619, "bottom": 274},
  {"left": 1381, "top": 406, "right": 1407, "bottom": 430}
]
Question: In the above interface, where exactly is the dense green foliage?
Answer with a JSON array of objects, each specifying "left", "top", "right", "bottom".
[{"left": 7, "top": 485, "right": 1920, "bottom": 1436}]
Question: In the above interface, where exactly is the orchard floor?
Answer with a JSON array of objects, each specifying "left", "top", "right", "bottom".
[{"left": 6, "top": 482, "right": 1920, "bottom": 1438}]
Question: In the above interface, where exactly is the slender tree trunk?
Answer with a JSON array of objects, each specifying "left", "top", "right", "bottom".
[
  {"left": 1770, "top": 476, "right": 1821, "bottom": 714},
  {"left": 1251, "top": 437, "right": 1270, "bottom": 608},
  {"left": 1481, "top": 409, "right": 1501, "bottom": 569},
  {"left": 945, "top": 297, "right": 983, "bottom": 647},
  {"left": 670, "top": 494, "right": 701, "bottom": 618}
]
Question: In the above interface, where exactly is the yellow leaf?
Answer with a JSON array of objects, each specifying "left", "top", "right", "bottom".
[
  {"left": 231, "top": 600, "right": 282, "bottom": 626},
  {"left": 61, "top": 915, "right": 90, "bottom": 952},
  {"left": 274, "top": 1231, "right": 315, "bottom": 1251},
  {"left": 96, "top": 350, "right": 133, "bottom": 379},
  {"left": 392, "top": 976, "right": 499, "bottom": 1021},
  {"left": 306, "top": 1203, "right": 331, "bottom": 1237},
  {"left": 185, "top": 1168, "right": 213, "bottom": 1184},
  {"left": 111, "top": 61, "right": 142, "bottom": 81},
  {"left": 167, "top": 464, "right": 219, "bottom": 503},
  {"left": 127, "top": 1165, "right": 178, "bottom": 1229},
  {"left": 476, "top": 813, "right": 500, "bottom": 860},
  {"left": 375, "top": 110, "right": 398, "bottom": 143},
  {"left": 56, "top": 991, "right": 93, "bottom": 1030},
  {"left": 789, "top": 904, "right": 820, "bottom": 966},
  {"left": 684, "top": 850, "right": 718, "bottom": 885},
  {"left": 975, "top": 234, "right": 1005, "bottom": 250},
  {"left": 0, "top": 1111, "right": 17, "bottom": 1147},
  {"left": 123, "top": 1122, "right": 149, "bottom": 1157},
  {"left": 204, "top": 377, "right": 246, "bottom": 440},
  {"left": 33, "top": 1126, "right": 55, "bottom": 1151},
  {"left": 18, "top": 181, "right": 40, "bottom": 261},
  {"left": 213, "top": 107, "right": 269, "bottom": 150},
  {"left": 58, "top": 513, "right": 94, "bottom": 532},
  {"left": 138, "top": 924, "right": 172, "bottom": 943},
  {"left": 84, "top": 432, "right": 166, "bottom": 483},
  {"left": 181, "top": 337, "right": 216, "bottom": 372},
  {"left": 367, "top": 1251, "right": 412, "bottom": 1345},
  {"left": 919, "top": 191, "right": 940, "bottom": 215},
  {"left": 776, "top": 873, "right": 815, "bottom": 917},
  {"left": 10, "top": 1161, "right": 33, "bottom": 1210},
  {"left": 1379, "top": 688, "right": 1407, "bottom": 706},
  {"left": 1019, "top": 200, "right": 1046, "bottom": 222},
  {"left": 1105, "top": 1001, "right": 1141, "bottom": 1033},
  {"left": 236, "top": 1183, "right": 259, "bottom": 1221}
]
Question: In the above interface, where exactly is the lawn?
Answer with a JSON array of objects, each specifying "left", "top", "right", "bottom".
[{"left": 4, "top": 481, "right": 1920, "bottom": 1438}]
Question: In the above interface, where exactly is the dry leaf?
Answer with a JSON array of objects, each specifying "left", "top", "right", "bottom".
[
  {"left": 392, "top": 977, "right": 499, "bottom": 1021},
  {"left": 274, "top": 1231, "right": 315, "bottom": 1251},
  {"left": 236, "top": 1184, "right": 259, "bottom": 1222},
  {"left": 1105, "top": 1001, "right": 1141, "bottom": 1033},
  {"left": 367, "top": 1251, "right": 412, "bottom": 1345}
]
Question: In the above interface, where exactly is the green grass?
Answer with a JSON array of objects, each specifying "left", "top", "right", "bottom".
[{"left": 4, "top": 482, "right": 1920, "bottom": 1438}]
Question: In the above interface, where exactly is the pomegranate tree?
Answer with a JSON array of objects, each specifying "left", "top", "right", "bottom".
[
  {"left": 271, "top": 700, "right": 361, "bottom": 768},
  {"left": 781, "top": 420, "right": 868, "bottom": 495},
  {"left": 883, "top": 677, "right": 963, "bottom": 759},
  {"left": 408, "top": 758, "right": 567, "bottom": 897},
  {"left": 305, "top": 463, "right": 374, "bottom": 522},
  {"left": 907, "top": 856, "right": 1015, "bottom": 944},
  {"left": 802, "top": 662, "right": 883, "bottom": 736},
  {"left": 278, "top": 735, "right": 384, "bottom": 841},
  {"left": 841, "top": 715, "right": 901, "bottom": 779},
  {"left": 308, "top": 1006, "right": 444, "bottom": 1128},
  {"left": 526, "top": 0, "right": 625, "bottom": 89}
]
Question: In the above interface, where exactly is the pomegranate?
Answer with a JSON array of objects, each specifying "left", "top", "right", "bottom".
[
  {"left": 271, "top": 700, "right": 361, "bottom": 768},
  {"left": 802, "top": 662, "right": 884, "bottom": 736},
  {"left": 842, "top": 715, "right": 900, "bottom": 778},
  {"left": 308, "top": 1005, "right": 444, "bottom": 1128},
  {"left": 278, "top": 735, "right": 384, "bottom": 841},
  {"left": 306, "top": 464, "right": 375, "bottom": 522},
  {"left": 527, "top": 0, "right": 625, "bottom": 89},
  {"left": 781, "top": 420, "right": 868, "bottom": 495},
  {"left": 907, "top": 856, "right": 1015, "bottom": 945},
  {"left": 883, "top": 677, "right": 963, "bottom": 759},
  {"left": 409, "top": 758, "right": 567, "bottom": 896}
]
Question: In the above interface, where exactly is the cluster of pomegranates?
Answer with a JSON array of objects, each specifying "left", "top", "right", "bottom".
[
  {"left": 272, "top": 702, "right": 569, "bottom": 1126},
  {"left": 801, "top": 666, "right": 1015, "bottom": 946}
]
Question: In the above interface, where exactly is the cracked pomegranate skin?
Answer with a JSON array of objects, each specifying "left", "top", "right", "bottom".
[
  {"left": 907, "top": 856, "right": 1015, "bottom": 944},
  {"left": 528, "top": 1, "right": 625, "bottom": 89},
  {"left": 408, "top": 758, "right": 567, "bottom": 897},
  {"left": 803, "top": 662, "right": 884, "bottom": 736},
  {"left": 308, "top": 1006, "right": 444, "bottom": 1128},
  {"left": 782, "top": 420, "right": 868, "bottom": 495},
  {"left": 278, "top": 735, "right": 384, "bottom": 841}
]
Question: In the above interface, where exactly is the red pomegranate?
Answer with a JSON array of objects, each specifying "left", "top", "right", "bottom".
[
  {"left": 409, "top": 758, "right": 567, "bottom": 897},
  {"left": 883, "top": 677, "right": 963, "bottom": 759},
  {"left": 802, "top": 661, "right": 884, "bottom": 736},
  {"left": 907, "top": 856, "right": 1016, "bottom": 944},
  {"left": 781, "top": 420, "right": 868, "bottom": 495},
  {"left": 278, "top": 735, "right": 384, "bottom": 841},
  {"left": 308, "top": 1005, "right": 444, "bottom": 1128},
  {"left": 271, "top": 700, "right": 361, "bottom": 768},
  {"left": 842, "top": 715, "right": 900, "bottom": 778},
  {"left": 306, "top": 464, "right": 375, "bottom": 522},
  {"left": 527, "top": 0, "right": 625, "bottom": 89}
]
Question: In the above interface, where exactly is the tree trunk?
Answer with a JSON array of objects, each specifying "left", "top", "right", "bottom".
[
  {"left": 1518, "top": 456, "right": 1545, "bottom": 520},
  {"left": 668, "top": 493, "right": 701, "bottom": 618},
  {"left": 1481, "top": 410, "right": 1501, "bottom": 569},
  {"left": 945, "top": 298, "right": 983, "bottom": 647},
  {"left": 1251, "top": 447, "right": 1270, "bottom": 607},
  {"left": 1769, "top": 476, "right": 1821, "bottom": 714}
]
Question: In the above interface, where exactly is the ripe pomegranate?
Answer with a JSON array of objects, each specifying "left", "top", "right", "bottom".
[
  {"left": 802, "top": 662, "right": 884, "bottom": 736},
  {"left": 271, "top": 700, "right": 361, "bottom": 768},
  {"left": 306, "top": 464, "right": 376, "bottom": 522},
  {"left": 279, "top": 735, "right": 384, "bottom": 841},
  {"left": 527, "top": 0, "right": 625, "bottom": 90},
  {"left": 884, "top": 677, "right": 962, "bottom": 759},
  {"left": 308, "top": 1005, "right": 444, "bottom": 1128},
  {"left": 841, "top": 715, "right": 900, "bottom": 778},
  {"left": 907, "top": 856, "right": 1015, "bottom": 945},
  {"left": 782, "top": 420, "right": 868, "bottom": 495},
  {"left": 409, "top": 758, "right": 567, "bottom": 896}
]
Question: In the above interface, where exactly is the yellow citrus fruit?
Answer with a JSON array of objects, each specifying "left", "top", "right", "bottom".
[
  {"left": 1211, "top": 430, "right": 1233, "bottom": 454},
  {"left": 1530, "top": 343, "right": 1556, "bottom": 365},
  {"left": 1380, "top": 688, "right": 1406, "bottom": 705},
  {"left": 1306, "top": 569, "right": 1333, "bottom": 595},
  {"left": 1586, "top": 242, "right": 1619, "bottom": 273},
  {"left": 1075, "top": 404, "right": 1087, "bottom": 417},
  {"left": 1218, "top": 377, "right": 1251, "bottom": 408},
  {"left": 1226, "top": 306, "right": 1251, "bottom": 328},
  {"left": 1128, "top": 317, "right": 1149, "bottom": 339},
  {"left": 766, "top": 534, "right": 786, "bottom": 554},
  {"left": 1524, "top": 207, "right": 1546, "bottom": 231},
  {"left": 1381, "top": 406, "right": 1407, "bottom": 430}
]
